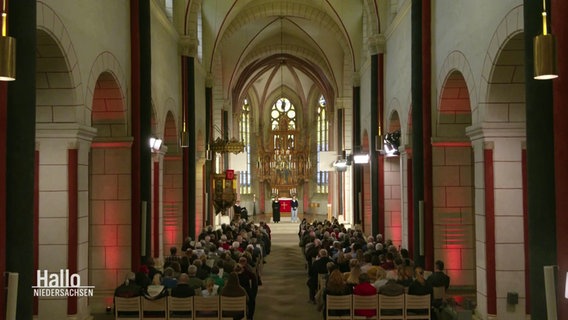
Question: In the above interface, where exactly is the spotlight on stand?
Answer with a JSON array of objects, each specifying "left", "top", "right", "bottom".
[
  {"left": 382, "top": 130, "right": 401, "bottom": 157},
  {"left": 149, "top": 136, "right": 163, "bottom": 152}
]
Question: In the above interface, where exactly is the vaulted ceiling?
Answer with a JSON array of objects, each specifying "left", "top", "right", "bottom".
[{"left": 187, "top": 0, "right": 383, "bottom": 112}]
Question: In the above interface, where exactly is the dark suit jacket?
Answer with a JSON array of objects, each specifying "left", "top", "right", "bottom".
[
  {"left": 114, "top": 283, "right": 142, "bottom": 298},
  {"left": 427, "top": 271, "right": 450, "bottom": 289},
  {"left": 171, "top": 283, "right": 195, "bottom": 298}
]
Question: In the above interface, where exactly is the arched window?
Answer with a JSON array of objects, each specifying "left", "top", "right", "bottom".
[
  {"left": 260, "top": 97, "right": 309, "bottom": 195},
  {"left": 239, "top": 98, "right": 251, "bottom": 194},
  {"left": 270, "top": 97, "right": 296, "bottom": 130},
  {"left": 316, "top": 95, "right": 329, "bottom": 193},
  {"left": 197, "top": 9, "right": 203, "bottom": 62}
]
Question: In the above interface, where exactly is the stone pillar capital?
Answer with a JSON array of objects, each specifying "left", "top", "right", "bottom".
[
  {"left": 369, "top": 34, "right": 386, "bottom": 55},
  {"left": 179, "top": 35, "right": 198, "bottom": 57},
  {"left": 352, "top": 72, "right": 361, "bottom": 87}
]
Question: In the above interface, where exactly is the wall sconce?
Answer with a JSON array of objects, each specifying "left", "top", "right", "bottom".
[
  {"left": 0, "top": 2, "right": 16, "bottom": 81},
  {"left": 534, "top": 0, "right": 558, "bottom": 80},
  {"left": 149, "top": 136, "right": 163, "bottom": 152}
]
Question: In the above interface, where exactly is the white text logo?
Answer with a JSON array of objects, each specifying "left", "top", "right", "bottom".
[{"left": 33, "top": 269, "right": 94, "bottom": 297}]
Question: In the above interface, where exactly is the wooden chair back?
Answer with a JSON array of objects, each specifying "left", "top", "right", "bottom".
[
  {"left": 352, "top": 294, "right": 378, "bottom": 319},
  {"left": 325, "top": 294, "right": 352, "bottom": 320},
  {"left": 115, "top": 296, "right": 141, "bottom": 319},
  {"left": 433, "top": 286, "right": 446, "bottom": 301},
  {"left": 142, "top": 297, "right": 167, "bottom": 319},
  {"left": 378, "top": 294, "right": 405, "bottom": 320},
  {"left": 404, "top": 294, "right": 431, "bottom": 319},
  {"left": 220, "top": 295, "right": 247, "bottom": 320},
  {"left": 168, "top": 296, "right": 194, "bottom": 320},
  {"left": 193, "top": 296, "right": 220, "bottom": 320}
]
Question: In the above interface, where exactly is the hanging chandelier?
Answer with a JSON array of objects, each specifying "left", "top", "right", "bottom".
[{"left": 210, "top": 136, "right": 245, "bottom": 154}]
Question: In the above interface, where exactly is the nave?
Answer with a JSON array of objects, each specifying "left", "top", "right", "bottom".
[{"left": 252, "top": 221, "right": 321, "bottom": 319}]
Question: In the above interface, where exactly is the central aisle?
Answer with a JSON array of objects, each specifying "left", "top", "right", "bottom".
[{"left": 253, "top": 221, "right": 322, "bottom": 320}]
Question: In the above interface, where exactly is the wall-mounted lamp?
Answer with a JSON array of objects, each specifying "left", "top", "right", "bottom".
[
  {"left": 565, "top": 271, "right": 568, "bottom": 299},
  {"left": 332, "top": 148, "right": 369, "bottom": 170},
  {"left": 0, "top": 1, "right": 16, "bottom": 81},
  {"left": 149, "top": 136, "right": 163, "bottom": 152},
  {"left": 353, "top": 153, "right": 369, "bottom": 164},
  {"left": 332, "top": 159, "right": 349, "bottom": 172},
  {"left": 534, "top": 0, "right": 558, "bottom": 80},
  {"left": 332, "top": 150, "right": 350, "bottom": 171}
]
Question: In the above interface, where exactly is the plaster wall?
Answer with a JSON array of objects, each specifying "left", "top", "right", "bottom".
[
  {"left": 384, "top": 2, "right": 411, "bottom": 139},
  {"left": 151, "top": 1, "right": 182, "bottom": 135},
  {"left": 432, "top": 0, "right": 523, "bottom": 124},
  {"left": 41, "top": 0, "right": 131, "bottom": 126}
]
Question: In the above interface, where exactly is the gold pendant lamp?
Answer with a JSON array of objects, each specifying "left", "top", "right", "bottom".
[
  {"left": 534, "top": 0, "right": 558, "bottom": 80},
  {"left": 0, "top": 0, "right": 15, "bottom": 81}
]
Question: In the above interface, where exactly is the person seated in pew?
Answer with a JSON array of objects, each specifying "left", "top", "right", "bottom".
[
  {"left": 407, "top": 266, "right": 433, "bottom": 316},
  {"left": 169, "top": 273, "right": 195, "bottom": 318},
  {"left": 186, "top": 265, "right": 204, "bottom": 294},
  {"left": 171, "top": 273, "right": 195, "bottom": 298},
  {"left": 114, "top": 272, "right": 143, "bottom": 317},
  {"left": 321, "top": 269, "right": 352, "bottom": 320},
  {"left": 220, "top": 272, "right": 248, "bottom": 320},
  {"left": 144, "top": 273, "right": 168, "bottom": 300},
  {"left": 201, "top": 277, "right": 220, "bottom": 297},
  {"left": 377, "top": 277, "right": 405, "bottom": 296},
  {"left": 408, "top": 266, "right": 432, "bottom": 296},
  {"left": 427, "top": 259, "right": 451, "bottom": 309},
  {"left": 353, "top": 273, "right": 377, "bottom": 318},
  {"left": 114, "top": 271, "right": 142, "bottom": 298}
]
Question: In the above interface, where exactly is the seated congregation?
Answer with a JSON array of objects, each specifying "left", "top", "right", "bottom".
[
  {"left": 113, "top": 219, "right": 272, "bottom": 320},
  {"left": 299, "top": 218, "right": 451, "bottom": 319}
]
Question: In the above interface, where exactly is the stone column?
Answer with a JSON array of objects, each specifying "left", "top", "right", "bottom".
[
  {"left": 468, "top": 124, "right": 526, "bottom": 319},
  {"left": 36, "top": 124, "right": 96, "bottom": 319}
]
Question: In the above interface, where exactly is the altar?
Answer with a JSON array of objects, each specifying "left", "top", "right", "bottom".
[{"left": 278, "top": 197, "right": 292, "bottom": 214}]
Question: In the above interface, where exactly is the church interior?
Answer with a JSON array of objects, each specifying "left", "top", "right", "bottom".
[{"left": 0, "top": 1, "right": 568, "bottom": 319}]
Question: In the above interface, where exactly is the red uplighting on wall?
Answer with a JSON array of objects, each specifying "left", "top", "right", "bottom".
[{"left": 105, "top": 246, "right": 120, "bottom": 270}]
